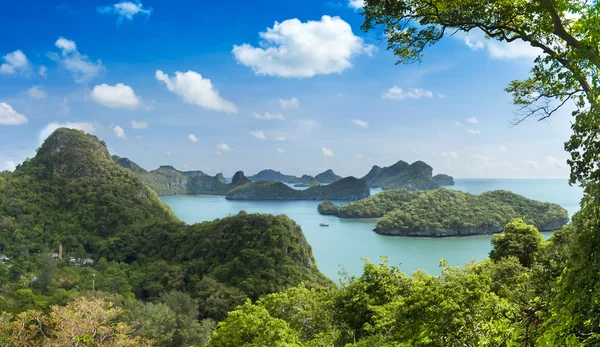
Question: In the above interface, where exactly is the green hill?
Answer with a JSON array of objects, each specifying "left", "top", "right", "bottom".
[
  {"left": 226, "top": 177, "right": 370, "bottom": 200},
  {"left": 0, "top": 128, "right": 330, "bottom": 320},
  {"left": 315, "top": 169, "right": 342, "bottom": 183},
  {"left": 361, "top": 160, "right": 454, "bottom": 190}
]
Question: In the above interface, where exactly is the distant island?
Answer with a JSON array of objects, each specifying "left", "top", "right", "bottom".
[
  {"left": 248, "top": 169, "right": 340, "bottom": 185},
  {"left": 113, "top": 156, "right": 251, "bottom": 195},
  {"left": 226, "top": 177, "right": 369, "bottom": 200},
  {"left": 362, "top": 160, "right": 453, "bottom": 191},
  {"left": 314, "top": 169, "right": 343, "bottom": 183},
  {"left": 319, "top": 189, "right": 568, "bottom": 236}
]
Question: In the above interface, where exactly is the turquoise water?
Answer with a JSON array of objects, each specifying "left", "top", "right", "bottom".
[{"left": 160, "top": 179, "right": 583, "bottom": 281}]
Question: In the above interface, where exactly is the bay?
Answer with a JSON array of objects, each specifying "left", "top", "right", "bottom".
[{"left": 160, "top": 179, "right": 583, "bottom": 280}]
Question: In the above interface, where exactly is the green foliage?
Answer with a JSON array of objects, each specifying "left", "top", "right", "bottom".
[
  {"left": 226, "top": 177, "right": 370, "bottom": 201},
  {"left": 362, "top": 160, "right": 446, "bottom": 190},
  {"left": 490, "top": 218, "right": 543, "bottom": 267},
  {"left": 319, "top": 189, "right": 418, "bottom": 218},
  {"left": 374, "top": 189, "right": 568, "bottom": 236}
]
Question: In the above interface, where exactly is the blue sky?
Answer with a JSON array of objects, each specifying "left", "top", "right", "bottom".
[{"left": 0, "top": 0, "right": 575, "bottom": 178}]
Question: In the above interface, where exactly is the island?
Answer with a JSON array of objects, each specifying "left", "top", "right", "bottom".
[
  {"left": 113, "top": 155, "right": 251, "bottom": 195},
  {"left": 315, "top": 169, "right": 342, "bottom": 183},
  {"left": 362, "top": 160, "right": 454, "bottom": 190},
  {"left": 226, "top": 177, "right": 369, "bottom": 200},
  {"left": 319, "top": 188, "right": 568, "bottom": 236}
]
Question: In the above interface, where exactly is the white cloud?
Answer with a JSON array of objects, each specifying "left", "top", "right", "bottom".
[
  {"left": 60, "top": 98, "right": 70, "bottom": 116},
  {"left": 523, "top": 160, "right": 539, "bottom": 169},
  {"left": 0, "top": 103, "right": 28, "bottom": 125},
  {"left": 27, "top": 86, "right": 47, "bottom": 99},
  {"left": 348, "top": 0, "right": 365, "bottom": 9},
  {"left": 354, "top": 153, "right": 363, "bottom": 158},
  {"left": 277, "top": 148, "right": 285, "bottom": 154},
  {"left": 351, "top": 119, "right": 369, "bottom": 128},
  {"left": 164, "top": 151, "right": 173, "bottom": 157},
  {"left": 441, "top": 151, "right": 459, "bottom": 159},
  {"left": 253, "top": 111, "right": 284, "bottom": 120},
  {"left": 437, "top": 93, "right": 446, "bottom": 98},
  {"left": 136, "top": 135, "right": 142, "bottom": 140},
  {"left": 155, "top": 70, "right": 237, "bottom": 113},
  {"left": 462, "top": 29, "right": 541, "bottom": 59},
  {"left": 546, "top": 156, "right": 566, "bottom": 168},
  {"left": 274, "top": 136, "right": 286, "bottom": 141},
  {"left": 322, "top": 147, "right": 334, "bottom": 157},
  {"left": 97, "top": 1, "right": 152, "bottom": 23},
  {"left": 39, "top": 65, "right": 47, "bottom": 78},
  {"left": 188, "top": 134, "right": 199, "bottom": 143},
  {"left": 500, "top": 146, "right": 506, "bottom": 151},
  {"left": 2, "top": 160, "right": 16, "bottom": 172},
  {"left": 131, "top": 120, "right": 148, "bottom": 129},
  {"left": 217, "top": 142, "right": 233, "bottom": 152},
  {"left": 472, "top": 154, "right": 491, "bottom": 161},
  {"left": 466, "top": 117, "right": 478, "bottom": 124},
  {"left": 90, "top": 83, "right": 141, "bottom": 109},
  {"left": 381, "top": 87, "right": 439, "bottom": 100},
  {"left": 455, "top": 121, "right": 463, "bottom": 127},
  {"left": 250, "top": 130, "right": 267, "bottom": 140},
  {"left": 39, "top": 122, "right": 95, "bottom": 143},
  {"left": 113, "top": 125, "right": 126, "bottom": 139},
  {"left": 0, "top": 50, "right": 30, "bottom": 75},
  {"left": 466, "top": 128, "right": 481, "bottom": 135},
  {"left": 297, "top": 119, "right": 318, "bottom": 131},
  {"left": 49, "top": 37, "right": 104, "bottom": 83},
  {"left": 279, "top": 97, "right": 299, "bottom": 110},
  {"left": 232, "top": 15, "right": 374, "bottom": 78}
]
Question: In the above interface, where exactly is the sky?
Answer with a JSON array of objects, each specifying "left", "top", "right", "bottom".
[{"left": 0, "top": 0, "right": 576, "bottom": 178}]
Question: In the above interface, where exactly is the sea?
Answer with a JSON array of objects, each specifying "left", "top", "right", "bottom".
[{"left": 160, "top": 179, "right": 584, "bottom": 281}]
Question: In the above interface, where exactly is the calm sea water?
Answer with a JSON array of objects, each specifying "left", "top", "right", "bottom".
[{"left": 160, "top": 179, "right": 583, "bottom": 280}]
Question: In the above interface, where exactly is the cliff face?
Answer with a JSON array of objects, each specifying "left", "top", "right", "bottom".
[{"left": 226, "top": 177, "right": 370, "bottom": 200}]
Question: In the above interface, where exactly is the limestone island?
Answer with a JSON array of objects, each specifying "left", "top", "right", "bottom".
[
  {"left": 318, "top": 189, "right": 569, "bottom": 237},
  {"left": 226, "top": 177, "right": 369, "bottom": 201},
  {"left": 362, "top": 160, "right": 454, "bottom": 191}
]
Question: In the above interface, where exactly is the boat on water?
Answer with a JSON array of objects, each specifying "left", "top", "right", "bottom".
[{"left": 319, "top": 223, "right": 329, "bottom": 227}]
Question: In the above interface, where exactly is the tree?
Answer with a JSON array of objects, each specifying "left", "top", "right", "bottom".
[
  {"left": 361, "top": 0, "right": 599, "bottom": 185},
  {"left": 490, "top": 218, "right": 543, "bottom": 267}
]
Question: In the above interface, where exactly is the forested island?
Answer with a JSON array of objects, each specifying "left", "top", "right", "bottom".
[
  {"left": 226, "top": 177, "right": 369, "bottom": 200},
  {"left": 319, "top": 189, "right": 568, "bottom": 236},
  {"left": 361, "top": 160, "right": 454, "bottom": 190}
]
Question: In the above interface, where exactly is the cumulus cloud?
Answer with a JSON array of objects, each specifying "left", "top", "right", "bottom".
[
  {"left": 2, "top": 160, "right": 16, "bottom": 172},
  {"left": 381, "top": 87, "right": 440, "bottom": 100},
  {"left": 274, "top": 136, "right": 286, "bottom": 141},
  {"left": 0, "top": 103, "right": 28, "bottom": 125},
  {"left": 348, "top": 0, "right": 365, "bottom": 9},
  {"left": 0, "top": 50, "right": 30, "bottom": 75},
  {"left": 250, "top": 130, "right": 267, "bottom": 140},
  {"left": 322, "top": 147, "right": 334, "bottom": 157},
  {"left": 500, "top": 146, "right": 506, "bottom": 151},
  {"left": 217, "top": 142, "right": 233, "bottom": 152},
  {"left": 49, "top": 37, "right": 104, "bottom": 83},
  {"left": 39, "top": 65, "right": 47, "bottom": 77},
  {"left": 91, "top": 83, "right": 141, "bottom": 109},
  {"left": 97, "top": 1, "right": 152, "bottom": 24},
  {"left": 351, "top": 119, "right": 369, "bottom": 128},
  {"left": 279, "top": 97, "right": 299, "bottom": 110},
  {"left": 232, "top": 16, "right": 374, "bottom": 78},
  {"left": 462, "top": 29, "right": 541, "bottom": 59},
  {"left": 277, "top": 148, "right": 285, "bottom": 154},
  {"left": 466, "top": 117, "right": 478, "bottom": 124},
  {"left": 466, "top": 128, "right": 481, "bottom": 135},
  {"left": 253, "top": 111, "right": 284, "bottom": 120},
  {"left": 546, "top": 156, "right": 566, "bottom": 168},
  {"left": 39, "top": 122, "right": 95, "bottom": 143},
  {"left": 113, "top": 125, "right": 126, "bottom": 139},
  {"left": 131, "top": 120, "right": 148, "bottom": 129},
  {"left": 155, "top": 70, "right": 237, "bottom": 113},
  {"left": 27, "top": 86, "right": 47, "bottom": 99},
  {"left": 188, "top": 134, "right": 199, "bottom": 143}
]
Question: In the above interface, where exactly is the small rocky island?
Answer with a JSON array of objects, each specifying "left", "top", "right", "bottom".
[
  {"left": 226, "top": 177, "right": 369, "bottom": 200},
  {"left": 319, "top": 189, "right": 569, "bottom": 236},
  {"left": 362, "top": 160, "right": 454, "bottom": 191}
]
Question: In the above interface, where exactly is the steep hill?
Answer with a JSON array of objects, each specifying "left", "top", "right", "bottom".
[
  {"left": 247, "top": 169, "right": 319, "bottom": 185},
  {"left": 226, "top": 177, "right": 370, "bottom": 200},
  {"left": 0, "top": 128, "right": 330, "bottom": 319},
  {"left": 315, "top": 169, "right": 342, "bottom": 183},
  {"left": 362, "top": 160, "right": 453, "bottom": 190}
]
